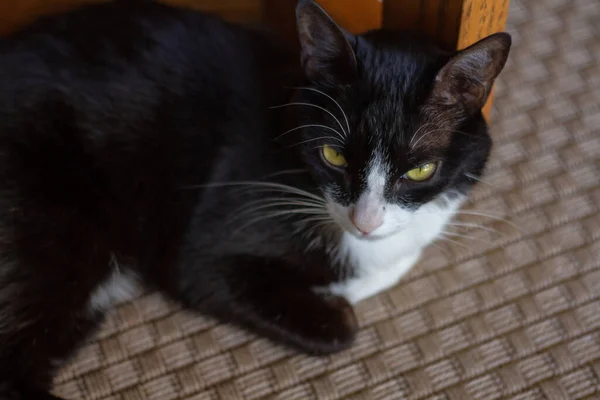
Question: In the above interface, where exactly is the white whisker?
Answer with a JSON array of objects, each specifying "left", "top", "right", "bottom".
[
  {"left": 431, "top": 242, "right": 451, "bottom": 257},
  {"left": 288, "top": 136, "right": 344, "bottom": 147},
  {"left": 428, "top": 208, "right": 523, "bottom": 233},
  {"left": 437, "top": 236, "right": 472, "bottom": 251},
  {"left": 233, "top": 201, "right": 326, "bottom": 219},
  {"left": 182, "top": 181, "right": 325, "bottom": 203},
  {"left": 255, "top": 169, "right": 307, "bottom": 179},
  {"left": 451, "top": 211, "right": 524, "bottom": 232},
  {"left": 295, "top": 215, "right": 334, "bottom": 224},
  {"left": 269, "top": 102, "right": 347, "bottom": 139},
  {"left": 441, "top": 231, "right": 494, "bottom": 246},
  {"left": 410, "top": 126, "right": 444, "bottom": 149},
  {"left": 231, "top": 208, "right": 330, "bottom": 236},
  {"left": 239, "top": 197, "right": 326, "bottom": 208},
  {"left": 290, "top": 87, "right": 351, "bottom": 135},
  {"left": 275, "top": 124, "right": 344, "bottom": 141},
  {"left": 447, "top": 222, "right": 504, "bottom": 236},
  {"left": 410, "top": 125, "right": 479, "bottom": 149},
  {"left": 232, "top": 200, "right": 325, "bottom": 218},
  {"left": 408, "top": 122, "right": 437, "bottom": 147},
  {"left": 464, "top": 173, "right": 493, "bottom": 186}
]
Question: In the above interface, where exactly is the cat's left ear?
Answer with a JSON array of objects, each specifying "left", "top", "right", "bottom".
[
  {"left": 432, "top": 32, "right": 511, "bottom": 112},
  {"left": 296, "top": 0, "right": 358, "bottom": 85}
]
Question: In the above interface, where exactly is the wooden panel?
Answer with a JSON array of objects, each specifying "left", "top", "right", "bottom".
[
  {"left": 383, "top": 0, "right": 463, "bottom": 50},
  {"left": 457, "top": 0, "right": 510, "bottom": 117},
  {"left": 0, "top": 0, "right": 262, "bottom": 36},
  {"left": 0, "top": 0, "right": 102, "bottom": 35},
  {"left": 383, "top": 0, "right": 510, "bottom": 119},
  {"left": 315, "top": 0, "right": 382, "bottom": 34},
  {"left": 264, "top": 0, "right": 382, "bottom": 48},
  {"left": 164, "top": 0, "right": 262, "bottom": 23}
]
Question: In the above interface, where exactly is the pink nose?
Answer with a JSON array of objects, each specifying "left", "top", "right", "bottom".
[{"left": 350, "top": 206, "right": 383, "bottom": 235}]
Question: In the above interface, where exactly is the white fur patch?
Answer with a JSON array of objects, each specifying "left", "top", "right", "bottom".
[
  {"left": 327, "top": 195, "right": 463, "bottom": 304},
  {"left": 88, "top": 256, "right": 141, "bottom": 314},
  {"left": 366, "top": 154, "right": 387, "bottom": 199}
]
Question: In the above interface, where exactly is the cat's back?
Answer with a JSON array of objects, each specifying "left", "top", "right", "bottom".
[
  {"left": 0, "top": 0, "right": 284, "bottom": 263},
  {"left": 0, "top": 0, "right": 250, "bottom": 104},
  {"left": 0, "top": 0, "right": 276, "bottom": 190}
]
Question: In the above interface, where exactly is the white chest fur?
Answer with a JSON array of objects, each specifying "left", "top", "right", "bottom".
[
  {"left": 328, "top": 196, "right": 462, "bottom": 304},
  {"left": 88, "top": 257, "right": 141, "bottom": 314}
]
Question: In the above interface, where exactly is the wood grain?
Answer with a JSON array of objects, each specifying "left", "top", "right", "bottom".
[
  {"left": 313, "top": 0, "right": 382, "bottom": 34},
  {"left": 264, "top": 0, "right": 382, "bottom": 49},
  {"left": 383, "top": 0, "right": 463, "bottom": 50},
  {"left": 457, "top": 0, "right": 511, "bottom": 118},
  {"left": 383, "top": 0, "right": 510, "bottom": 119}
]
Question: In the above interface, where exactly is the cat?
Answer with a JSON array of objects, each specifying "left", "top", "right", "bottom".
[{"left": 0, "top": 0, "right": 511, "bottom": 398}]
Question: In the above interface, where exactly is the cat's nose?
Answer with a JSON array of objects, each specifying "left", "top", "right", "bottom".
[{"left": 350, "top": 197, "right": 384, "bottom": 235}]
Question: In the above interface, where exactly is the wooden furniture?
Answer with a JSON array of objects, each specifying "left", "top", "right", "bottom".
[{"left": 0, "top": 0, "right": 509, "bottom": 117}]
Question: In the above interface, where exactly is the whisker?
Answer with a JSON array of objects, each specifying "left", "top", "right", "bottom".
[
  {"left": 430, "top": 242, "right": 451, "bottom": 257},
  {"left": 410, "top": 127, "right": 446, "bottom": 149},
  {"left": 256, "top": 169, "right": 307, "bottom": 179},
  {"left": 182, "top": 181, "right": 325, "bottom": 203},
  {"left": 437, "top": 236, "right": 472, "bottom": 251},
  {"left": 232, "top": 201, "right": 326, "bottom": 219},
  {"left": 275, "top": 124, "right": 344, "bottom": 141},
  {"left": 224, "top": 185, "right": 324, "bottom": 201},
  {"left": 410, "top": 126, "right": 480, "bottom": 149},
  {"left": 289, "top": 87, "right": 351, "bottom": 135},
  {"left": 451, "top": 211, "right": 524, "bottom": 232},
  {"left": 447, "top": 222, "right": 505, "bottom": 236},
  {"left": 232, "top": 200, "right": 326, "bottom": 218},
  {"left": 295, "top": 217, "right": 335, "bottom": 236},
  {"left": 238, "top": 197, "right": 326, "bottom": 208},
  {"left": 295, "top": 215, "right": 334, "bottom": 224},
  {"left": 441, "top": 231, "right": 494, "bottom": 246},
  {"left": 231, "top": 209, "right": 330, "bottom": 236},
  {"left": 269, "top": 102, "right": 347, "bottom": 138},
  {"left": 409, "top": 122, "right": 437, "bottom": 147},
  {"left": 429, "top": 208, "right": 523, "bottom": 233},
  {"left": 464, "top": 173, "right": 493, "bottom": 186},
  {"left": 288, "top": 136, "right": 344, "bottom": 147}
]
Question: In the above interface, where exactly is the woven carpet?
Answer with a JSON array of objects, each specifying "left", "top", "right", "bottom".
[{"left": 53, "top": 0, "right": 600, "bottom": 398}]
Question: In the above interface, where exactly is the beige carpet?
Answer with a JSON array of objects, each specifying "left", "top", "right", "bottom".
[{"left": 53, "top": 0, "right": 600, "bottom": 398}]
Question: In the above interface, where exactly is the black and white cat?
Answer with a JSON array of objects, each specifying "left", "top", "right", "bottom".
[{"left": 0, "top": 0, "right": 510, "bottom": 398}]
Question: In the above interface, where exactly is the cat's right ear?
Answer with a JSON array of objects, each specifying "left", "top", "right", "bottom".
[
  {"left": 296, "top": 0, "right": 357, "bottom": 85},
  {"left": 431, "top": 32, "right": 511, "bottom": 113}
]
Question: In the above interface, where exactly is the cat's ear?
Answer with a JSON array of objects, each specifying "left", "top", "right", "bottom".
[
  {"left": 296, "top": 0, "right": 357, "bottom": 85},
  {"left": 431, "top": 32, "right": 511, "bottom": 112}
]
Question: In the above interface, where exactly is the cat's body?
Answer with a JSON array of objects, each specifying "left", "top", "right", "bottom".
[{"left": 0, "top": 0, "right": 510, "bottom": 398}]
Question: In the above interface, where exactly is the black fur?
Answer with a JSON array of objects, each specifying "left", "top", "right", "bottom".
[{"left": 0, "top": 0, "right": 510, "bottom": 398}]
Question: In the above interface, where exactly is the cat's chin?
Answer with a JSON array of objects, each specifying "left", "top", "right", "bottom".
[{"left": 345, "top": 228, "right": 399, "bottom": 241}]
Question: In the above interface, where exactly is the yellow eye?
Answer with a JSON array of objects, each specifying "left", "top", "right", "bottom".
[
  {"left": 322, "top": 145, "right": 347, "bottom": 168},
  {"left": 405, "top": 162, "right": 437, "bottom": 181}
]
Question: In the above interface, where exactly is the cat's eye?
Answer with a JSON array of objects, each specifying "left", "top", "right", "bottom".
[
  {"left": 321, "top": 145, "right": 347, "bottom": 168},
  {"left": 405, "top": 162, "right": 438, "bottom": 182}
]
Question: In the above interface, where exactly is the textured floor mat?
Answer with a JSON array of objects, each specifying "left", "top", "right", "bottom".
[{"left": 54, "top": 0, "right": 600, "bottom": 398}]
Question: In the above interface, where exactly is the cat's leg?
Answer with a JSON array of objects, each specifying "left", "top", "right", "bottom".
[
  {"left": 0, "top": 305, "right": 97, "bottom": 400},
  {"left": 0, "top": 321, "right": 89, "bottom": 400},
  {"left": 173, "top": 255, "right": 359, "bottom": 354},
  {"left": 0, "top": 383, "right": 64, "bottom": 400},
  {"left": 0, "top": 262, "right": 107, "bottom": 400}
]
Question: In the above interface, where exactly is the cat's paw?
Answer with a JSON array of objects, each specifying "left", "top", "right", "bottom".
[{"left": 289, "top": 293, "right": 358, "bottom": 355}]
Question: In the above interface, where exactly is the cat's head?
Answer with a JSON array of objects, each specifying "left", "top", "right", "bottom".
[{"left": 284, "top": 0, "right": 511, "bottom": 239}]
